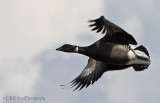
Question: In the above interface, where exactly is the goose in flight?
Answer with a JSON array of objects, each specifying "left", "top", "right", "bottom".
[{"left": 56, "top": 16, "right": 150, "bottom": 91}]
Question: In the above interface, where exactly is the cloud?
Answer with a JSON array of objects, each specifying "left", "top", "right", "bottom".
[
  {"left": 1, "top": 0, "right": 160, "bottom": 103},
  {"left": 0, "top": 59, "right": 40, "bottom": 95},
  {"left": 102, "top": 70, "right": 139, "bottom": 103},
  {"left": 0, "top": 0, "right": 103, "bottom": 103},
  {"left": 123, "top": 16, "right": 143, "bottom": 42}
]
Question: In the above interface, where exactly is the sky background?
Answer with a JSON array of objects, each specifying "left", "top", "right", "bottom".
[{"left": 0, "top": 0, "right": 160, "bottom": 103}]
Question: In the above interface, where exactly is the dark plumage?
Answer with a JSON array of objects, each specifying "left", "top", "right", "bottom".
[{"left": 56, "top": 16, "right": 150, "bottom": 91}]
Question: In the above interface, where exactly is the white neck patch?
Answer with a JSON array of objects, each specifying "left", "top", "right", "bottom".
[{"left": 74, "top": 46, "right": 78, "bottom": 53}]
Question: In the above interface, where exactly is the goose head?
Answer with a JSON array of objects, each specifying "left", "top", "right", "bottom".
[{"left": 56, "top": 44, "right": 78, "bottom": 53}]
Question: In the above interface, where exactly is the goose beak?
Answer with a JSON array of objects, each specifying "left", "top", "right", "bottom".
[{"left": 56, "top": 47, "right": 62, "bottom": 51}]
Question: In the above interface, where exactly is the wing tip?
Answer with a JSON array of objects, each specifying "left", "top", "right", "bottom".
[{"left": 100, "top": 16, "right": 105, "bottom": 19}]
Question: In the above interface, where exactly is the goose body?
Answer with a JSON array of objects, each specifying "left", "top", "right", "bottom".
[{"left": 56, "top": 16, "right": 150, "bottom": 91}]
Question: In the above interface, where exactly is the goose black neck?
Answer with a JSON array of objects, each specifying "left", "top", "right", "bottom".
[
  {"left": 77, "top": 46, "right": 87, "bottom": 54},
  {"left": 77, "top": 45, "right": 98, "bottom": 59}
]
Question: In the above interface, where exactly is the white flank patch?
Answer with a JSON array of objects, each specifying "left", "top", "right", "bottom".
[
  {"left": 127, "top": 50, "right": 150, "bottom": 65},
  {"left": 134, "top": 50, "right": 149, "bottom": 58},
  {"left": 127, "top": 50, "right": 136, "bottom": 60}
]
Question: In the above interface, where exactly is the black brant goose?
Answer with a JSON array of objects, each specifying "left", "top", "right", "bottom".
[{"left": 56, "top": 16, "right": 150, "bottom": 91}]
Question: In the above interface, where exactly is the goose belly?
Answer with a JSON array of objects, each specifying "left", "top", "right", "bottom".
[
  {"left": 109, "top": 52, "right": 129, "bottom": 64},
  {"left": 97, "top": 49, "right": 129, "bottom": 65}
]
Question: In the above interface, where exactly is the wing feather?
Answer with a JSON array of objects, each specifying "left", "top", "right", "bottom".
[
  {"left": 60, "top": 58, "right": 131, "bottom": 91},
  {"left": 61, "top": 58, "right": 106, "bottom": 91},
  {"left": 89, "top": 16, "right": 137, "bottom": 45}
]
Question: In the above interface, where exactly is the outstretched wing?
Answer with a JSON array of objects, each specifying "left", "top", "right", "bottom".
[
  {"left": 60, "top": 58, "right": 106, "bottom": 91},
  {"left": 89, "top": 16, "right": 137, "bottom": 45},
  {"left": 60, "top": 58, "right": 131, "bottom": 91}
]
